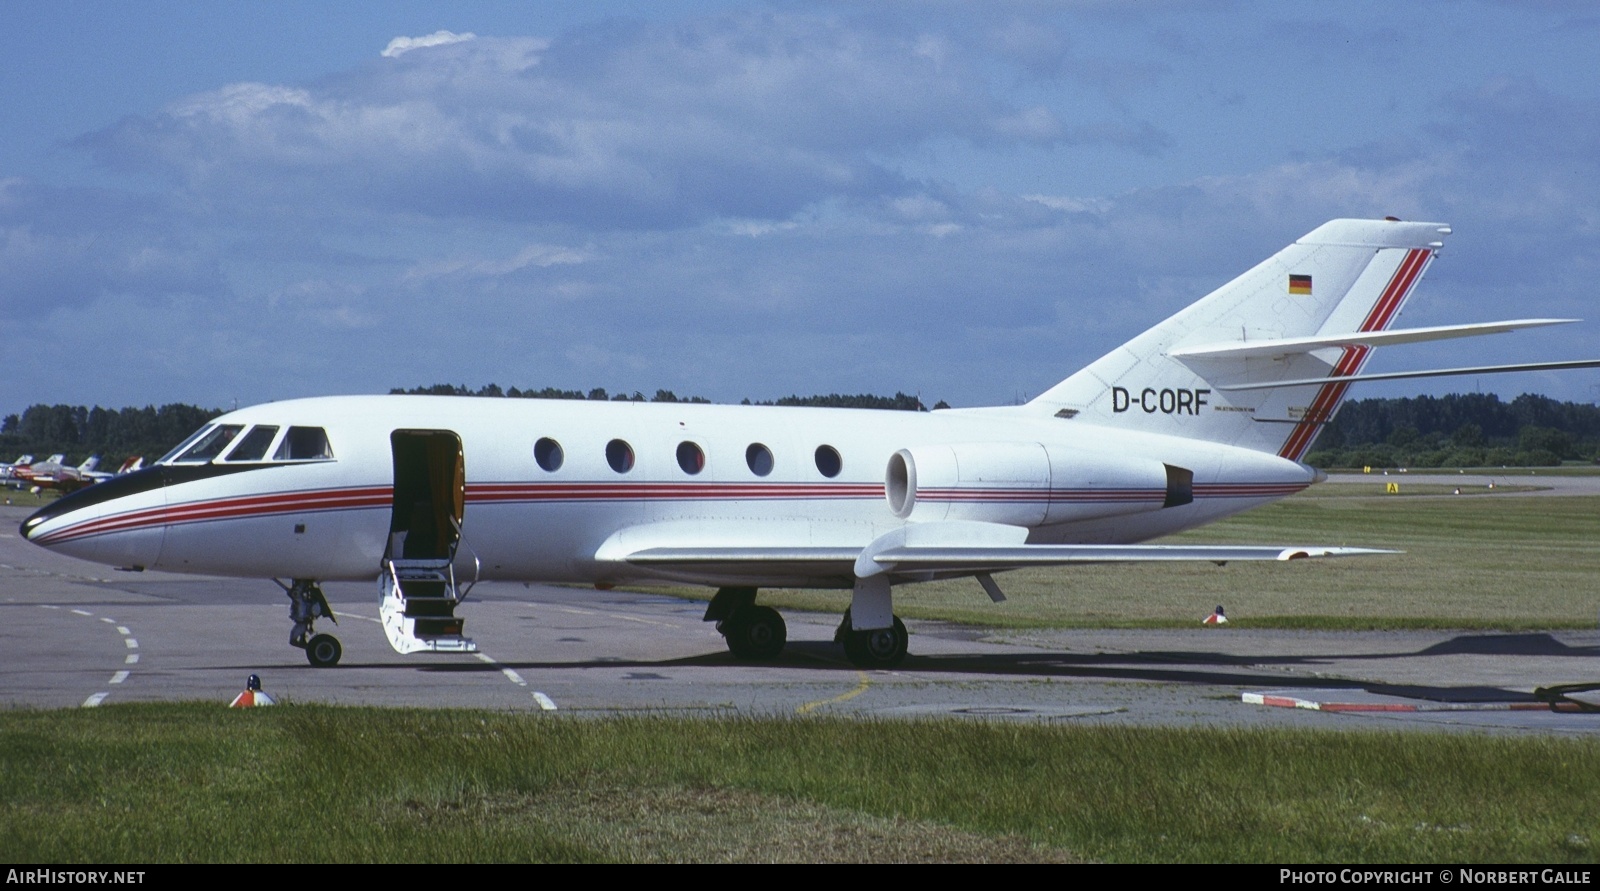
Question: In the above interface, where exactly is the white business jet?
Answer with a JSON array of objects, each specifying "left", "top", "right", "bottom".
[{"left": 21, "top": 219, "right": 1598, "bottom": 668}]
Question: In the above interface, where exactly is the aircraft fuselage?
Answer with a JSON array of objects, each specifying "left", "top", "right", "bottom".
[{"left": 21, "top": 395, "right": 1314, "bottom": 588}]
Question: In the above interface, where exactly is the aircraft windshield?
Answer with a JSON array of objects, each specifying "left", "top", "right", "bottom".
[
  {"left": 159, "top": 423, "right": 334, "bottom": 465},
  {"left": 156, "top": 425, "right": 215, "bottom": 464},
  {"left": 224, "top": 425, "right": 280, "bottom": 462},
  {"left": 172, "top": 425, "right": 244, "bottom": 463}
]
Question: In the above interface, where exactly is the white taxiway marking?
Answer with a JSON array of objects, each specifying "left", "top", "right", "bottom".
[
  {"left": 476, "top": 651, "right": 526, "bottom": 686},
  {"left": 554, "top": 604, "right": 680, "bottom": 629},
  {"left": 42, "top": 604, "right": 139, "bottom": 707},
  {"left": 473, "top": 651, "right": 558, "bottom": 711}
]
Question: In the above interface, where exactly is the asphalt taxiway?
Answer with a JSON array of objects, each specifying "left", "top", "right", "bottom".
[{"left": 3, "top": 501, "right": 1599, "bottom": 734}]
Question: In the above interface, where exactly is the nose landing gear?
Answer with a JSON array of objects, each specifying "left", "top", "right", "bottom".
[{"left": 278, "top": 578, "right": 342, "bottom": 667}]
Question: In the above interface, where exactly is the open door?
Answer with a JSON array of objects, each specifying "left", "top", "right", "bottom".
[{"left": 388, "top": 430, "right": 464, "bottom": 562}]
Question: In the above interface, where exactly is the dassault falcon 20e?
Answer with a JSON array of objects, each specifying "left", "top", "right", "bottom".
[{"left": 22, "top": 219, "right": 1599, "bottom": 668}]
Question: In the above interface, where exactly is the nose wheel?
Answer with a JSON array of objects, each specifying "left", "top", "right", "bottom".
[
  {"left": 305, "top": 633, "right": 343, "bottom": 668},
  {"left": 280, "top": 579, "right": 342, "bottom": 667}
]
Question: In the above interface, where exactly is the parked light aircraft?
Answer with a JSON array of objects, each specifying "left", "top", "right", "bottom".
[
  {"left": 8, "top": 454, "right": 69, "bottom": 489},
  {"left": 84, "top": 456, "right": 144, "bottom": 484},
  {"left": 21, "top": 456, "right": 102, "bottom": 493},
  {"left": 0, "top": 455, "right": 36, "bottom": 487},
  {"left": 21, "top": 219, "right": 1600, "bottom": 668}
]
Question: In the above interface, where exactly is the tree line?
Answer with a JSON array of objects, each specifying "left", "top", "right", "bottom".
[
  {"left": 0, "top": 404, "right": 222, "bottom": 467},
  {"left": 1306, "top": 393, "right": 1600, "bottom": 469},
  {"left": 4, "top": 390, "right": 1594, "bottom": 470},
  {"left": 389, "top": 383, "right": 941, "bottom": 411}
]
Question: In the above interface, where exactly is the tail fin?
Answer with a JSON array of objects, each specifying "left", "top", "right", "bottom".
[{"left": 1028, "top": 218, "right": 1448, "bottom": 458}]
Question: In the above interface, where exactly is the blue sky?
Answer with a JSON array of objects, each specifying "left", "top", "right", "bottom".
[{"left": 5, "top": 1, "right": 1599, "bottom": 414}]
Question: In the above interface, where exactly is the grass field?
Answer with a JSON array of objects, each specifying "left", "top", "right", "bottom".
[{"left": 3, "top": 705, "right": 1597, "bottom": 863}]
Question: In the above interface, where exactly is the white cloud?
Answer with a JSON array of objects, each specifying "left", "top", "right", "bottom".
[
  {"left": 402, "top": 242, "right": 596, "bottom": 281},
  {"left": 381, "top": 30, "right": 476, "bottom": 58},
  {"left": 75, "top": 14, "right": 1110, "bottom": 230}
]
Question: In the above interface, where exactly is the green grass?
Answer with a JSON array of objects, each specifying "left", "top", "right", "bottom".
[
  {"left": 725, "top": 493, "right": 1600, "bottom": 631},
  {"left": 0, "top": 488, "right": 54, "bottom": 509},
  {"left": 3, "top": 704, "right": 1597, "bottom": 863}
]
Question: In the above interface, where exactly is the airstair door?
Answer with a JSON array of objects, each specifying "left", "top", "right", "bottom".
[
  {"left": 388, "top": 430, "right": 464, "bottom": 561},
  {"left": 380, "top": 430, "right": 476, "bottom": 655}
]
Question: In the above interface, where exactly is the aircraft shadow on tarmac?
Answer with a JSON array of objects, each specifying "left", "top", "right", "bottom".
[{"left": 283, "top": 631, "right": 1600, "bottom": 707}]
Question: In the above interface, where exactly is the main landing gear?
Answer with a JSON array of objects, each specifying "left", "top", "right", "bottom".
[
  {"left": 704, "top": 587, "right": 910, "bottom": 668},
  {"left": 705, "top": 587, "right": 787, "bottom": 660},
  {"left": 835, "top": 609, "right": 908, "bottom": 669},
  {"left": 279, "top": 578, "right": 342, "bottom": 667}
]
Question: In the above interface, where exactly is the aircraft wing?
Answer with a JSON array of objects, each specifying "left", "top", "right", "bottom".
[{"left": 622, "top": 542, "right": 1396, "bottom": 583}]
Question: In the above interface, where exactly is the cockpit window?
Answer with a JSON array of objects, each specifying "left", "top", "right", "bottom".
[
  {"left": 273, "top": 427, "right": 334, "bottom": 461},
  {"left": 224, "top": 425, "right": 280, "bottom": 462},
  {"left": 173, "top": 425, "right": 245, "bottom": 463},
  {"left": 157, "top": 425, "right": 215, "bottom": 464}
]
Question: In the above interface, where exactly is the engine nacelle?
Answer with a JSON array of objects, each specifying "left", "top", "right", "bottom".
[{"left": 885, "top": 442, "right": 1190, "bottom": 526}]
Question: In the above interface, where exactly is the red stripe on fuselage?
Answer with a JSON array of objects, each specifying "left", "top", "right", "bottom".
[
  {"left": 34, "top": 477, "right": 1310, "bottom": 548},
  {"left": 32, "top": 485, "right": 393, "bottom": 546}
]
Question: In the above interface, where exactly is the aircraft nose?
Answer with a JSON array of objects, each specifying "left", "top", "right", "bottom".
[
  {"left": 20, "top": 466, "right": 168, "bottom": 570},
  {"left": 20, "top": 510, "right": 46, "bottom": 542}
]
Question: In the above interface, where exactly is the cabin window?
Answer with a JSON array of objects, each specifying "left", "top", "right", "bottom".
[
  {"left": 274, "top": 427, "right": 334, "bottom": 461},
  {"left": 534, "top": 437, "right": 564, "bottom": 472},
  {"left": 676, "top": 441, "right": 705, "bottom": 475},
  {"left": 174, "top": 425, "right": 244, "bottom": 463},
  {"left": 746, "top": 443, "right": 774, "bottom": 477},
  {"left": 814, "top": 445, "right": 843, "bottom": 478},
  {"left": 224, "top": 426, "right": 280, "bottom": 462},
  {"left": 605, "top": 439, "right": 635, "bottom": 473}
]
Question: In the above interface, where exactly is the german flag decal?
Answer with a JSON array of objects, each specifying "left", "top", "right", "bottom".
[{"left": 1288, "top": 274, "right": 1312, "bottom": 295}]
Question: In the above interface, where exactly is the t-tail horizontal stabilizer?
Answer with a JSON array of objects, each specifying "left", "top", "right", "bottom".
[
  {"left": 1216, "top": 358, "right": 1600, "bottom": 392},
  {"left": 1027, "top": 219, "right": 1599, "bottom": 460}
]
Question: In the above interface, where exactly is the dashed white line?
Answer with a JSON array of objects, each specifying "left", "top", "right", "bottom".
[
  {"left": 554, "top": 605, "right": 678, "bottom": 628},
  {"left": 39, "top": 604, "right": 140, "bottom": 706},
  {"left": 476, "top": 651, "right": 526, "bottom": 686},
  {"left": 473, "top": 651, "right": 557, "bottom": 710}
]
